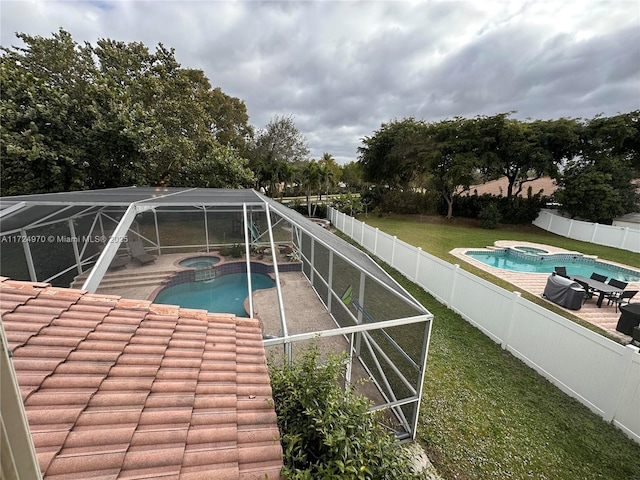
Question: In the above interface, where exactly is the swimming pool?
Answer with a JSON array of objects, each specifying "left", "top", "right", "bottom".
[
  {"left": 465, "top": 248, "right": 640, "bottom": 282},
  {"left": 154, "top": 272, "right": 275, "bottom": 317}
]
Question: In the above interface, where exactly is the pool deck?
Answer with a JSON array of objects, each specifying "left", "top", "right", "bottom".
[{"left": 450, "top": 241, "right": 639, "bottom": 343}]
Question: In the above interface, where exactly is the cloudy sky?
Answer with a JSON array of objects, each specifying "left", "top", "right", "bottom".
[{"left": 2, "top": 1, "right": 639, "bottom": 164}]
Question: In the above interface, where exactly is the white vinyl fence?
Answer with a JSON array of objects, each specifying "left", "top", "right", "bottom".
[
  {"left": 329, "top": 207, "right": 640, "bottom": 444},
  {"left": 534, "top": 209, "right": 640, "bottom": 253}
]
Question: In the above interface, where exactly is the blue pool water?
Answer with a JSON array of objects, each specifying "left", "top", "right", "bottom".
[
  {"left": 154, "top": 273, "right": 275, "bottom": 317},
  {"left": 466, "top": 249, "right": 640, "bottom": 282}
]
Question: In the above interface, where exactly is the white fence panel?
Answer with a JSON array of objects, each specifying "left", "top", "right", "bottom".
[
  {"left": 568, "top": 221, "right": 594, "bottom": 243},
  {"left": 328, "top": 208, "right": 640, "bottom": 443},
  {"left": 351, "top": 217, "right": 363, "bottom": 243},
  {"left": 393, "top": 240, "right": 420, "bottom": 281},
  {"left": 613, "top": 353, "right": 640, "bottom": 440},
  {"left": 622, "top": 229, "right": 640, "bottom": 252},
  {"left": 534, "top": 209, "right": 640, "bottom": 253},
  {"left": 449, "top": 271, "right": 515, "bottom": 343},
  {"left": 415, "top": 254, "right": 457, "bottom": 305},
  {"left": 375, "top": 230, "right": 395, "bottom": 265},
  {"left": 594, "top": 224, "right": 629, "bottom": 249},
  {"left": 362, "top": 223, "right": 378, "bottom": 253},
  {"left": 506, "top": 300, "right": 630, "bottom": 415}
]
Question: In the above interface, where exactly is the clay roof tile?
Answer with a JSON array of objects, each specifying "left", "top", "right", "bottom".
[{"left": 2, "top": 279, "right": 283, "bottom": 479}]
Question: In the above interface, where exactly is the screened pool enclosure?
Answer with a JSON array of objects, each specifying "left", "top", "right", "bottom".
[{"left": 0, "top": 187, "right": 433, "bottom": 440}]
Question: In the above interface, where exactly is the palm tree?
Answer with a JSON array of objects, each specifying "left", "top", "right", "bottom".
[{"left": 301, "top": 160, "right": 320, "bottom": 216}]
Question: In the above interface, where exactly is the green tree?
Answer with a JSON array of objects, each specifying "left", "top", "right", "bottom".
[
  {"left": 249, "top": 115, "right": 310, "bottom": 196},
  {"left": 317, "top": 152, "right": 340, "bottom": 200},
  {"left": 556, "top": 155, "right": 637, "bottom": 223},
  {"left": 1, "top": 29, "right": 254, "bottom": 194},
  {"left": 478, "top": 113, "right": 570, "bottom": 199},
  {"left": 358, "top": 118, "right": 429, "bottom": 189},
  {"left": 425, "top": 117, "right": 480, "bottom": 219},
  {"left": 340, "top": 161, "right": 364, "bottom": 191},
  {"left": 300, "top": 159, "right": 320, "bottom": 215}
]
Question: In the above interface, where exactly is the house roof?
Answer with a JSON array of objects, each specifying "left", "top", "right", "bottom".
[
  {"left": 0, "top": 277, "right": 283, "bottom": 480},
  {"left": 461, "top": 177, "right": 559, "bottom": 197}
]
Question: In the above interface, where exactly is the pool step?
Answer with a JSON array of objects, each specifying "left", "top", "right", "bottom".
[{"left": 71, "top": 269, "right": 176, "bottom": 290}]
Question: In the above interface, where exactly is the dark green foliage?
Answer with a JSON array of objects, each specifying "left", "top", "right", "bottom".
[
  {"left": 442, "top": 193, "right": 547, "bottom": 224},
  {"left": 556, "top": 157, "right": 639, "bottom": 224},
  {"left": 361, "top": 188, "right": 437, "bottom": 215},
  {"left": 268, "top": 347, "right": 421, "bottom": 479},
  {"left": 478, "top": 202, "right": 502, "bottom": 229},
  {"left": 331, "top": 193, "right": 364, "bottom": 216},
  {"left": 1, "top": 29, "right": 254, "bottom": 195},
  {"left": 287, "top": 201, "right": 328, "bottom": 219}
]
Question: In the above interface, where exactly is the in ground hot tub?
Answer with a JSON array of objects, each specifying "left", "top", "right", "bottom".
[{"left": 179, "top": 256, "right": 220, "bottom": 270}]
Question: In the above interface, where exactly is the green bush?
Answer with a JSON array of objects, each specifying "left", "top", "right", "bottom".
[
  {"left": 478, "top": 202, "right": 502, "bottom": 229},
  {"left": 443, "top": 192, "right": 547, "bottom": 224},
  {"left": 268, "top": 347, "right": 421, "bottom": 480},
  {"left": 362, "top": 188, "right": 436, "bottom": 215}
]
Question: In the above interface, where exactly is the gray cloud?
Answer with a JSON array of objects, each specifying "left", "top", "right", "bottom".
[{"left": 2, "top": 0, "right": 638, "bottom": 164}]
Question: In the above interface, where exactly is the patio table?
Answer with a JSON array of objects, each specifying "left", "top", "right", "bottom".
[{"left": 571, "top": 275, "right": 624, "bottom": 308}]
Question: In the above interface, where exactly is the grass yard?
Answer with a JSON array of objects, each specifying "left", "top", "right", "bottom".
[{"left": 348, "top": 214, "right": 640, "bottom": 479}]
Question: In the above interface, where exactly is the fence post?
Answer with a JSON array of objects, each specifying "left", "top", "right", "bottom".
[
  {"left": 361, "top": 221, "right": 365, "bottom": 246},
  {"left": 567, "top": 219, "right": 574, "bottom": 238},
  {"left": 448, "top": 264, "right": 460, "bottom": 308},
  {"left": 374, "top": 228, "right": 379, "bottom": 256},
  {"left": 414, "top": 247, "right": 422, "bottom": 283},
  {"left": 620, "top": 227, "right": 629, "bottom": 250},
  {"left": 590, "top": 222, "right": 598, "bottom": 243},
  {"left": 391, "top": 236, "right": 397, "bottom": 268},
  {"left": 502, "top": 291, "right": 522, "bottom": 349}
]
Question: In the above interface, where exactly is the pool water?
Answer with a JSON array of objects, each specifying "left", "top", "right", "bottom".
[
  {"left": 466, "top": 250, "right": 640, "bottom": 282},
  {"left": 179, "top": 256, "right": 220, "bottom": 269},
  {"left": 154, "top": 273, "right": 274, "bottom": 317}
]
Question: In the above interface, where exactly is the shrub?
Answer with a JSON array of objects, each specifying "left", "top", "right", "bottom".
[
  {"left": 478, "top": 202, "right": 502, "bottom": 229},
  {"left": 362, "top": 188, "right": 437, "bottom": 215},
  {"left": 444, "top": 192, "right": 547, "bottom": 224},
  {"left": 268, "top": 346, "right": 421, "bottom": 480}
]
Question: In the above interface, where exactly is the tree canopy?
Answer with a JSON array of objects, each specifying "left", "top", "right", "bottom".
[
  {"left": 1, "top": 29, "right": 255, "bottom": 195},
  {"left": 357, "top": 111, "right": 639, "bottom": 223}
]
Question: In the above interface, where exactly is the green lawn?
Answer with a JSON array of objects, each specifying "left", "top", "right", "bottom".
[{"left": 348, "top": 214, "right": 640, "bottom": 480}]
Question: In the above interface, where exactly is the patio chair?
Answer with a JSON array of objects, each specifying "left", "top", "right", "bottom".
[
  {"left": 605, "top": 278, "right": 629, "bottom": 306},
  {"left": 590, "top": 272, "right": 607, "bottom": 283},
  {"left": 573, "top": 279, "right": 595, "bottom": 303},
  {"left": 610, "top": 290, "right": 638, "bottom": 312},
  {"left": 127, "top": 236, "right": 157, "bottom": 265},
  {"left": 554, "top": 266, "right": 568, "bottom": 278}
]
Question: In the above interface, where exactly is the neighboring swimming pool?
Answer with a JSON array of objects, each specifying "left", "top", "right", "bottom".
[
  {"left": 154, "top": 272, "right": 275, "bottom": 317},
  {"left": 465, "top": 247, "right": 640, "bottom": 282}
]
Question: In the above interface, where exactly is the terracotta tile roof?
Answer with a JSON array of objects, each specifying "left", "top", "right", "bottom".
[{"left": 0, "top": 277, "right": 283, "bottom": 480}]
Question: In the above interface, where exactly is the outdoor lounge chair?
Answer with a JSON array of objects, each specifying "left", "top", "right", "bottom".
[
  {"left": 108, "top": 255, "right": 130, "bottom": 270},
  {"left": 128, "top": 236, "right": 156, "bottom": 265},
  {"left": 609, "top": 290, "right": 638, "bottom": 312}
]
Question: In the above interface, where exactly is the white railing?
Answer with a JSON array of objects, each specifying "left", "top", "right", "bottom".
[
  {"left": 533, "top": 209, "right": 640, "bottom": 253},
  {"left": 329, "top": 207, "right": 640, "bottom": 444}
]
